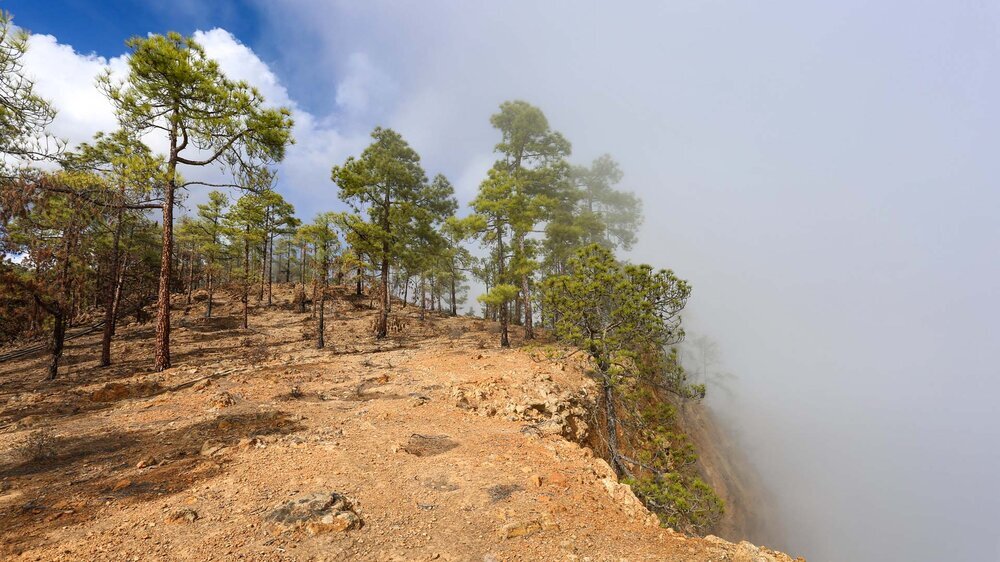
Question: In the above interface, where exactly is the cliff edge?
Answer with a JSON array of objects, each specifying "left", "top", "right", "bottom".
[{"left": 0, "top": 286, "right": 802, "bottom": 561}]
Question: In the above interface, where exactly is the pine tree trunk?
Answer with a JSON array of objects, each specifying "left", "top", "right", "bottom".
[
  {"left": 154, "top": 161, "right": 176, "bottom": 372},
  {"left": 317, "top": 254, "right": 327, "bottom": 348},
  {"left": 110, "top": 227, "right": 133, "bottom": 336},
  {"left": 285, "top": 245, "right": 292, "bottom": 283},
  {"left": 100, "top": 199, "right": 125, "bottom": 367},
  {"left": 267, "top": 232, "right": 274, "bottom": 306},
  {"left": 450, "top": 273, "right": 457, "bottom": 316},
  {"left": 47, "top": 311, "right": 65, "bottom": 381},
  {"left": 243, "top": 234, "right": 250, "bottom": 330},
  {"left": 497, "top": 224, "right": 509, "bottom": 348},
  {"left": 376, "top": 255, "right": 389, "bottom": 338},
  {"left": 299, "top": 242, "right": 307, "bottom": 284},
  {"left": 111, "top": 254, "right": 128, "bottom": 336},
  {"left": 420, "top": 274, "right": 426, "bottom": 320},
  {"left": 602, "top": 376, "right": 628, "bottom": 477},
  {"left": 206, "top": 268, "right": 214, "bottom": 318},
  {"left": 258, "top": 240, "right": 266, "bottom": 302},
  {"left": 311, "top": 279, "right": 318, "bottom": 319},
  {"left": 186, "top": 246, "right": 195, "bottom": 305},
  {"left": 522, "top": 272, "right": 534, "bottom": 339}
]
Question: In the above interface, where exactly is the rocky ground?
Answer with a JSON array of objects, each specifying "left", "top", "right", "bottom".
[{"left": 0, "top": 285, "right": 802, "bottom": 561}]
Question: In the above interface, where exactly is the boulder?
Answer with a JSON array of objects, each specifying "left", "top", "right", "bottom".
[{"left": 266, "top": 491, "right": 362, "bottom": 535}]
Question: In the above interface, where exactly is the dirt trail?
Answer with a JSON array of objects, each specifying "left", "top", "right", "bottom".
[{"left": 0, "top": 286, "right": 801, "bottom": 561}]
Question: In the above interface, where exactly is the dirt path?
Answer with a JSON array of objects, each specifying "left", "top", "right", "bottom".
[{"left": 0, "top": 286, "right": 799, "bottom": 561}]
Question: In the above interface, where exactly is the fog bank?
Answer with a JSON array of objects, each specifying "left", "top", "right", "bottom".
[{"left": 15, "top": 1, "right": 1000, "bottom": 559}]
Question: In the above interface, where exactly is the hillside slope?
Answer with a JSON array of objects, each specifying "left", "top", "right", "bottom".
[{"left": 0, "top": 286, "right": 802, "bottom": 561}]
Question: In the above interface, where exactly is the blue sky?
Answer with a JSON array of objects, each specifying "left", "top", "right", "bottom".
[
  {"left": 7, "top": 2, "right": 1000, "bottom": 561},
  {"left": 5, "top": 0, "right": 263, "bottom": 58}
]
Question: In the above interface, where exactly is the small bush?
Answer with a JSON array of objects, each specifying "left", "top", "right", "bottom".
[
  {"left": 4, "top": 429, "right": 57, "bottom": 466},
  {"left": 626, "top": 472, "right": 724, "bottom": 534}
]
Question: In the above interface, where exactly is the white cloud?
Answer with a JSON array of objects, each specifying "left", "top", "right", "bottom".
[
  {"left": 335, "top": 52, "right": 395, "bottom": 120},
  {"left": 20, "top": 27, "right": 363, "bottom": 214},
  {"left": 192, "top": 28, "right": 294, "bottom": 109},
  {"left": 22, "top": 34, "right": 126, "bottom": 148}
]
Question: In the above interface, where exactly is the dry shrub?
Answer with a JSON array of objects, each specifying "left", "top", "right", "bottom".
[
  {"left": 238, "top": 336, "right": 269, "bottom": 362},
  {"left": 389, "top": 315, "right": 408, "bottom": 333},
  {"left": 243, "top": 344, "right": 269, "bottom": 364},
  {"left": 90, "top": 380, "right": 162, "bottom": 402},
  {"left": 4, "top": 429, "right": 56, "bottom": 466}
]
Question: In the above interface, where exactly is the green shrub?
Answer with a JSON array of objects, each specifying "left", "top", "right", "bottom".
[{"left": 626, "top": 472, "right": 724, "bottom": 534}]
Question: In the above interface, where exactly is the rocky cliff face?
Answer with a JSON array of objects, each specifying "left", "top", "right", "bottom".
[
  {"left": 0, "top": 286, "right": 803, "bottom": 561},
  {"left": 680, "top": 403, "right": 786, "bottom": 546}
]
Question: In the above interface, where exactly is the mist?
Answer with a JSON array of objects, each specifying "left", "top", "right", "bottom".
[
  {"left": 15, "top": 1, "right": 1000, "bottom": 559},
  {"left": 257, "top": 3, "right": 1000, "bottom": 560}
]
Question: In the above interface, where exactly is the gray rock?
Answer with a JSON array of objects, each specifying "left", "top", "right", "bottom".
[{"left": 266, "top": 491, "right": 362, "bottom": 534}]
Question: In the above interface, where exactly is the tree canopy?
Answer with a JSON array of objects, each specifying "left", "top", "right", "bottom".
[{"left": 0, "top": 11, "right": 59, "bottom": 171}]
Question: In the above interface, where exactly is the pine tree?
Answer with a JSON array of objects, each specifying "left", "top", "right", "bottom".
[
  {"left": 472, "top": 101, "right": 571, "bottom": 342},
  {"left": 225, "top": 192, "right": 266, "bottom": 330},
  {"left": 572, "top": 155, "right": 642, "bottom": 251},
  {"left": 63, "top": 129, "right": 164, "bottom": 366},
  {"left": 0, "top": 11, "right": 59, "bottom": 171},
  {"left": 195, "top": 191, "right": 228, "bottom": 318},
  {"left": 331, "top": 127, "right": 454, "bottom": 339},
  {"left": 299, "top": 213, "right": 340, "bottom": 349},
  {"left": 1, "top": 172, "right": 102, "bottom": 379},
  {"left": 257, "top": 189, "right": 296, "bottom": 306},
  {"left": 102, "top": 32, "right": 294, "bottom": 371},
  {"left": 540, "top": 244, "right": 691, "bottom": 476}
]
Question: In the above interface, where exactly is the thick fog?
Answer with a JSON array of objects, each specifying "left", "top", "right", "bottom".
[
  {"left": 18, "top": 1, "right": 1000, "bottom": 560},
  {"left": 261, "top": 3, "right": 1000, "bottom": 560},
  {"left": 256, "top": 4, "right": 1000, "bottom": 559}
]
